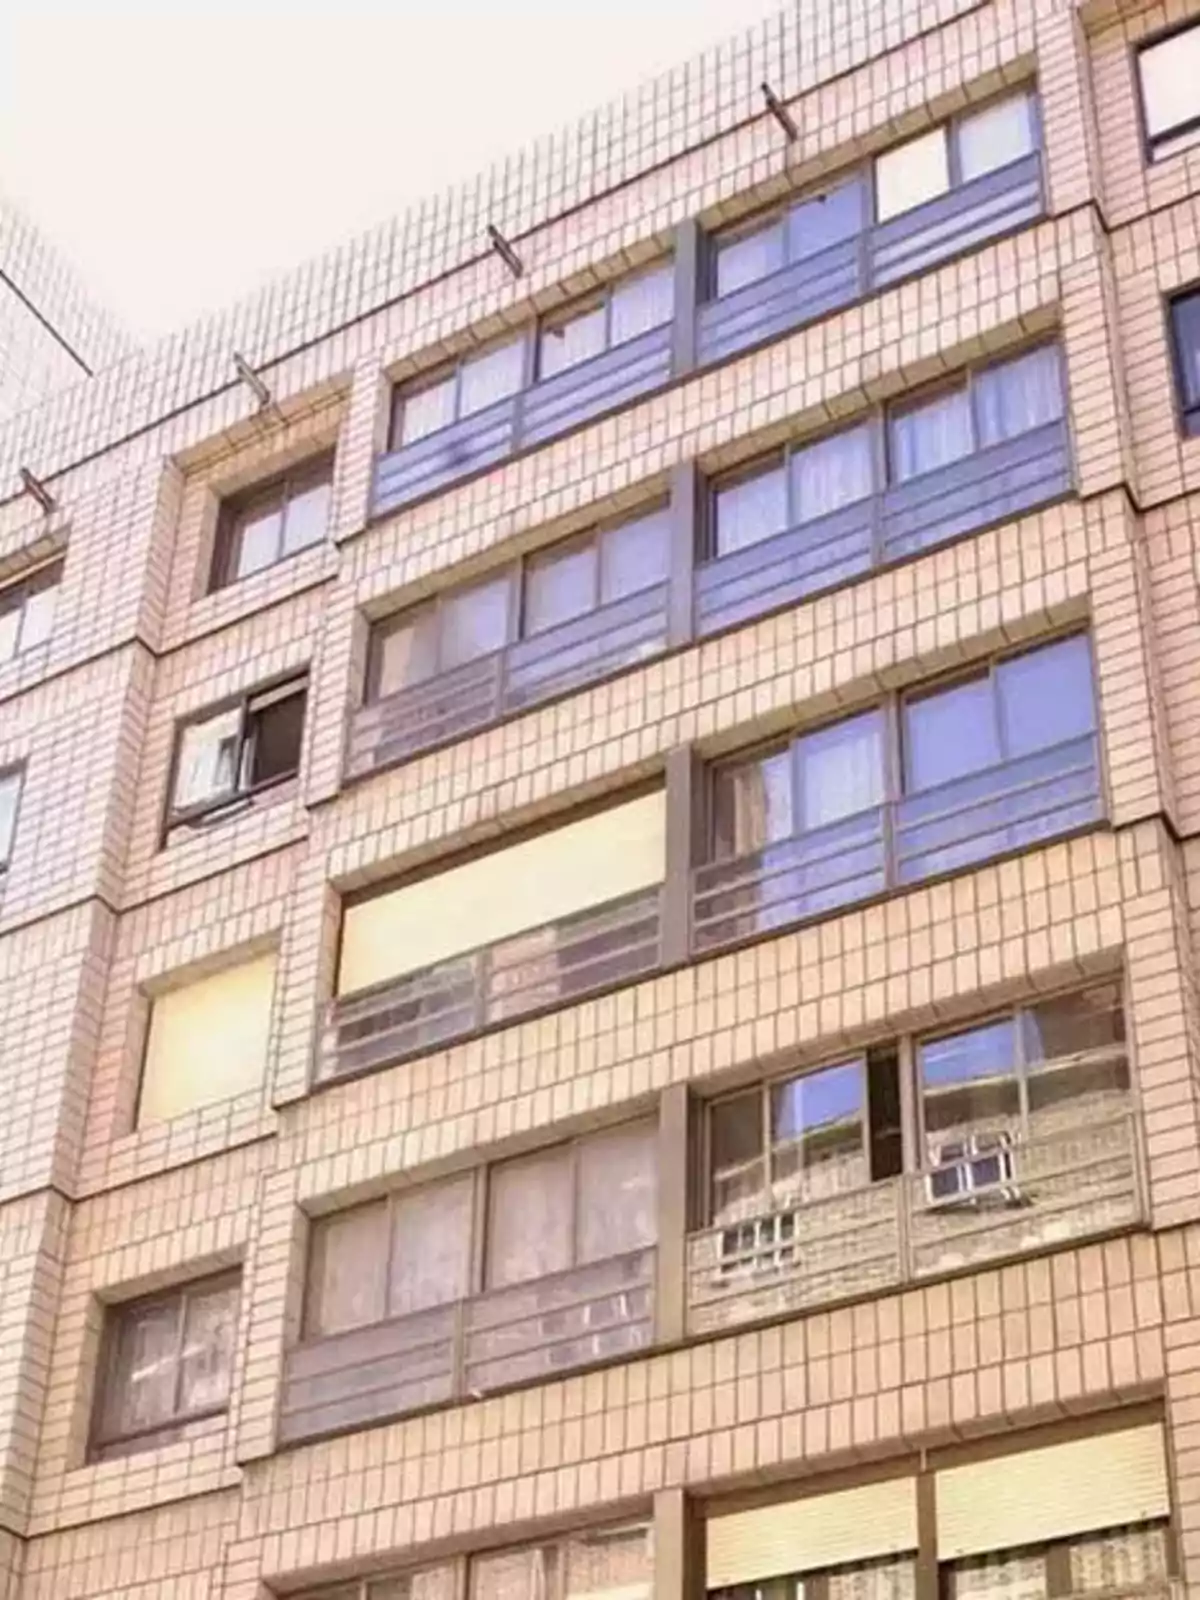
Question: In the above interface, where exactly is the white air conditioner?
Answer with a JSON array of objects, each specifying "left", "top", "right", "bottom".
[{"left": 926, "top": 1130, "right": 1021, "bottom": 1206}]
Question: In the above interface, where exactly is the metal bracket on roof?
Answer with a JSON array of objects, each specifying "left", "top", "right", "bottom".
[
  {"left": 233, "top": 350, "right": 273, "bottom": 410},
  {"left": 487, "top": 224, "right": 524, "bottom": 280},
  {"left": 761, "top": 80, "right": 799, "bottom": 143},
  {"left": 18, "top": 467, "right": 55, "bottom": 514}
]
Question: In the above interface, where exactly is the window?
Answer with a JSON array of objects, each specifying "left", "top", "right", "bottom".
[
  {"left": 536, "top": 264, "right": 674, "bottom": 381},
  {"left": 366, "top": 505, "right": 670, "bottom": 704},
  {"left": 1138, "top": 20, "right": 1200, "bottom": 161},
  {"left": 393, "top": 335, "right": 526, "bottom": 448},
  {"left": 888, "top": 344, "right": 1063, "bottom": 483},
  {"left": 0, "top": 562, "right": 60, "bottom": 662},
  {"left": 211, "top": 454, "right": 333, "bottom": 589},
  {"left": 1170, "top": 288, "right": 1200, "bottom": 436},
  {"left": 473, "top": 1525, "right": 652, "bottom": 1600},
  {"left": 91, "top": 1272, "right": 239, "bottom": 1460},
  {"left": 304, "top": 1122, "right": 656, "bottom": 1339},
  {"left": 712, "top": 176, "right": 867, "bottom": 299},
  {"left": 875, "top": 92, "right": 1036, "bottom": 223},
  {"left": 918, "top": 982, "right": 1126, "bottom": 1201},
  {"left": 137, "top": 950, "right": 277, "bottom": 1127},
  {"left": 166, "top": 674, "right": 306, "bottom": 831},
  {"left": 0, "top": 767, "right": 23, "bottom": 872},
  {"left": 710, "top": 426, "right": 874, "bottom": 557}
]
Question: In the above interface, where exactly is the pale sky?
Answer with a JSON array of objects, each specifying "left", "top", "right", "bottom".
[{"left": 0, "top": 0, "right": 783, "bottom": 341}]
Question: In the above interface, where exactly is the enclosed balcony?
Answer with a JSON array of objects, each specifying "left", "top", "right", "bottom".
[
  {"left": 687, "top": 984, "right": 1143, "bottom": 1336},
  {"left": 280, "top": 1122, "right": 657, "bottom": 1445}
]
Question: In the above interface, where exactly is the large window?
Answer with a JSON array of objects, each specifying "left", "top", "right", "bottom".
[
  {"left": 875, "top": 92, "right": 1037, "bottom": 223},
  {"left": 1169, "top": 288, "right": 1200, "bottom": 436},
  {"left": 1138, "top": 20, "right": 1200, "bottom": 162},
  {"left": 537, "top": 265, "right": 674, "bottom": 380},
  {"left": 367, "top": 505, "right": 670, "bottom": 704},
  {"left": 709, "top": 426, "right": 874, "bottom": 558},
  {"left": 211, "top": 454, "right": 333, "bottom": 589},
  {"left": 0, "top": 766, "right": 23, "bottom": 872},
  {"left": 166, "top": 674, "right": 307, "bottom": 833},
  {"left": 711, "top": 175, "right": 866, "bottom": 298},
  {"left": 0, "top": 561, "right": 59, "bottom": 662},
  {"left": 304, "top": 1121, "right": 656, "bottom": 1340},
  {"left": 91, "top": 1272, "right": 239, "bottom": 1460},
  {"left": 473, "top": 1525, "right": 652, "bottom": 1600}
]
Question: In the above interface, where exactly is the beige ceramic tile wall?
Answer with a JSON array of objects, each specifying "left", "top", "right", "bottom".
[{"left": 4, "top": 0, "right": 1200, "bottom": 1594}]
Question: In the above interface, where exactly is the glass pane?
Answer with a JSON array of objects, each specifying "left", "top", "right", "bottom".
[
  {"left": 0, "top": 607, "right": 19, "bottom": 664},
  {"left": 18, "top": 583, "right": 56, "bottom": 651},
  {"left": 795, "top": 710, "right": 884, "bottom": 830},
  {"left": 372, "top": 608, "right": 440, "bottom": 699},
  {"left": 173, "top": 707, "right": 241, "bottom": 811},
  {"left": 487, "top": 1147, "right": 574, "bottom": 1287},
  {"left": 564, "top": 1525, "right": 651, "bottom": 1600},
  {"left": 1024, "top": 985, "right": 1129, "bottom": 1122},
  {"left": 920, "top": 1018, "right": 1020, "bottom": 1148},
  {"left": 525, "top": 540, "right": 598, "bottom": 634},
  {"left": 957, "top": 94, "right": 1036, "bottom": 183},
  {"left": 306, "top": 1202, "right": 389, "bottom": 1336},
  {"left": 103, "top": 1297, "right": 180, "bottom": 1439},
  {"left": 178, "top": 1281, "right": 237, "bottom": 1414},
  {"left": 578, "top": 1122, "right": 657, "bottom": 1262},
  {"left": 233, "top": 501, "right": 282, "bottom": 579},
  {"left": 600, "top": 509, "right": 670, "bottom": 603},
  {"left": 0, "top": 772, "right": 19, "bottom": 864},
  {"left": 401, "top": 374, "right": 457, "bottom": 444},
  {"left": 247, "top": 689, "right": 305, "bottom": 786},
  {"left": 791, "top": 425, "right": 874, "bottom": 523},
  {"left": 713, "top": 748, "right": 794, "bottom": 857},
  {"left": 875, "top": 128, "right": 950, "bottom": 222},
  {"left": 388, "top": 1176, "right": 474, "bottom": 1316},
  {"left": 459, "top": 338, "right": 525, "bottom": 417},
  {"left": 1069, "top": 1523, "right": 1169, "bottom": 1595},
  {"left": 439, "top": 576, "right": 511, "bottom": 669},
  {"left": 713, "top": 461, "right": 788, "bottom": 556},
  {"left": 710, "top": 1091, "right": 766, "bottom": 1221},
  {"left": 974, "top": 346, "right": 1063, "bottom": 448},
  {"left": 281, "top": 472, "right": 332, "bottom": 555},
  {"left": 1173, "top": 291, "right": 1200, "bottom": 409},
  {"left": 947, "top": 1548, "right": 1046, "bottom": 1600},
  {"left": 787, "top": 177, "right": 866, "bottom": 260},
  {"left": 771, "top": 1060, "right": 866, "bottom": 1199},
  {"left": 715, "top": 218, "right": 786, "bottom": 297},
  {"left": 889, "top": 386, "right": 973, "bottom": 482},
  {"left": 1139, "top": 22, "right": 1200, "bottom": 144},
  {"left": 473, "top": 1545, "right": 554, "bottom": 1600},
  {"left": 903, "top": 675, "right": 999, "bottom": 791},
  {"left": 539, "top": 301, "right": 606, "bottom": 381},
  {"left": 1023, "top": 984, "right": 1124, "bottom": 1064},
  {"left": 997, "top": 635, "right": 1095, "bottom": 758},
  {"left": 610, "top": 264, "right": 674, "bottom": 344}
]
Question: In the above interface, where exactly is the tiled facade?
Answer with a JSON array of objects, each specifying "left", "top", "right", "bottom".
[{"left": 7, "top": 1, "right": 1200, "bottom": 1598}]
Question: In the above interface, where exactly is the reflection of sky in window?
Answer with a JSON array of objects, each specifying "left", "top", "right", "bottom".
[
  {"left": 772, "top": 1061, "right": 862, "bottom": 1137},
  {"left": 920, "top": 1019, "right": 1015, "bottom": 1087}
]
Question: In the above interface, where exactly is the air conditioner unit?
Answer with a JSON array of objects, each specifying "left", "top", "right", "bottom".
[{"left": 926, "top": 1130, "right": 1021, "bottom": 1206}]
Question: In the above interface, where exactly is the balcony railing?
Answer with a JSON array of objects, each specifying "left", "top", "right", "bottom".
[
  {"left": 278, "top": 1246, "right": 654, "bottom": 1445},
  {"left": 692, "top": 733, "right": 1101, "bottom": 955},
  {"left": 686, "top": 1107, "right": 1142, "bottom": 1337},
  {"left": 347, "top": 582, "right": 670, "bottom": 778},
  {"left": 371, "top": 157, "right": 1044, "bottom": 520},
  {"left": 319, "top": 888, "right": 662, "bottom": 1082}
]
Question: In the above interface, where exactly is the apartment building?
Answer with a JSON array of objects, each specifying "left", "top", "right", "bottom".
[
  {"left": 2, "top": 0, "right": 1200, "bottom": 1595},
  {"left": 0, "top": 198, "right": 129, "bottom": 422}
]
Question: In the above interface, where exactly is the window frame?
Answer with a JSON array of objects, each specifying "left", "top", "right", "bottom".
[
  {"left": 163, "top": 671, "right": 308, "bottom": 837},
  {"left": 1135, "top": 15, "right": 1200, "bottom": 165},
  {"left": 0, "top": 763, "right": 25, "bottom": 873},
  {"left": 873, "top": 89, "right": 1040, "bottom": 225},
  {"left": 302, "top": 1116, "right": 657, "bottom": 1343},
  {"left": 1167, "top": 286, "right": 1200, "bottom": 438},
  {"left": 0, "top": 559, "right": 62, "bottom": 662},
  {"left": 364, "top": 499, "right": 671, "bottom": 706},
  {"left": 89, "top": 1269, "right": 241, "bottom": 1460},
  {"left": 209, "top": 451, "right": 335, "bottom": 592}
]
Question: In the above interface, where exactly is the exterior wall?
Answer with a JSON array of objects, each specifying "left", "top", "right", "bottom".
[{"left": 3, "top": 0, "right": 1200, "bottom": 1596}]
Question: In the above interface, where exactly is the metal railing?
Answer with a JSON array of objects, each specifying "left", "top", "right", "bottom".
[
  {"left": 279, "top": 1246, "right": 654, "bottom": 1445},
  {"left": 319, "top": 888, "right": 663, "bottom": 1082},
  {"left": 686, "top": 1109, "right": 1143, "bottom": 1337},
  {"left": 692, "top": 733, "right": 1101, "bottom": 954}
]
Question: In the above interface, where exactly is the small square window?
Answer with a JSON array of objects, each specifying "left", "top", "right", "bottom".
[
  {"left": 91, "top": 1274, "right": 239, "bottom": 1460},
  {"left": 167, "top": 676, "right": 307, "bottom": 831},
  {"left": 211, "top": 454, "right": 333, "bottom": 591},
  {"left": 1138, "top": 20, "right": 1200, "bottom": 161}
]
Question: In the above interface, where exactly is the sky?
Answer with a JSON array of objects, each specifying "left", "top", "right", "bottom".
[{"left": 0, "top": 0, "right": 783, "bottom": 342}]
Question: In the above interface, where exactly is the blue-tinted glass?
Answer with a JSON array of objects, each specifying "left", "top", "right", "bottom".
[
  {"left": 1173, "top": 292, "right": 1200, "bottom": 412},
  {"left": 772, "top": 1061, "right": 863, "bottom": 1139},
  {"left": 920, "top": 1019, "right": 1016, "bottom": 1089},
  {"left": 903, "top": 676, "right": 1000, "bottom": 791},
  {"left": 786, "top": 177, "right": 866, "bottom": 261},
  {"left": 998, "top": 636, "right": 1094, "bottom": 759}
]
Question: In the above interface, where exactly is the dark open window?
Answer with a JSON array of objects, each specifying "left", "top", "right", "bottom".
[
  {"left": 1137, "top": 19, "right": 1200, "bottom": 162},
  {"left": 166, "top": 674, "right": 307, "bottom": 834},
  {"left": 211, "top": 453, "right": 333, "bottom": 590},
  {"left": 91, "top": 1272, "right": 239, "bottom": 1460}
]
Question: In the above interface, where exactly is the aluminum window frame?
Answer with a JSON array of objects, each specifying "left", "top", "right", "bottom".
[
  {"left": 0, "top": 559, "right": 62, "bottom": 661},
  {"left": 89, "top": 1269, "right": 241, "bottom": 1461},
  {"left": 209, "top": 451, "right": 335, "bottom": 592},
  {"left": 1134, "top": 15, "right": 1200, "bottom": 165}
]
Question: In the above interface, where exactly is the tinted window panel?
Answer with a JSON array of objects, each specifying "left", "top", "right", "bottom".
[
  {"left": 957, "top": 94, "right": 1036, "bottom": 183},
  {"left": 714, "top": 463, "right": 788, "bottom": 556},
  {"left": 903, "top": 675, "right": 999, "bottom": 791},
  {"left": 996, "top": 634, "right": 1094, "bottom": 758}
]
